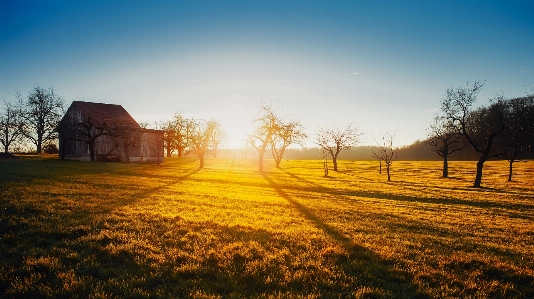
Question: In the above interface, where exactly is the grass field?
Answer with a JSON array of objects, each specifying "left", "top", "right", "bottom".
[{"left": 1, "top": 156, "right": 533, "bottom": 298}]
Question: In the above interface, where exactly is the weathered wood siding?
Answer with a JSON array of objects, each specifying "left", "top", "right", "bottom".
[{"left": 58, "top": 101, "right": 164, "bottom": 163}]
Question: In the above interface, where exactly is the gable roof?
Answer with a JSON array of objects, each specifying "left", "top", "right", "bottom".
[{"left": 69, "top": 101, "right": 141, "bottom": 130}]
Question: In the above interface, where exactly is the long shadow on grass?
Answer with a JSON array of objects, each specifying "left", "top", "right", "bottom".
[
  {"left": 278, "top": 171, "right": 534, "bottom": 296},
  {"left": 333, "top": 170, "right": 534, "bottom": 211},
  {"left": 391, "top": 178, "right": 530, "bottom": 197},
  {"left": 182, "top": 171, "right": 533, "bottom": 212},
  {"left": 261, "top": 173, "right": 429, "bottom": 298},
  {"left": 123, "top": 167, "right": 202, "bottom": 202}
]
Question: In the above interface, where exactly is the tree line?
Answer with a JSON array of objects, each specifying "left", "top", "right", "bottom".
[{"left": 2, "top": 83, "right": 533, "bottom": 187}]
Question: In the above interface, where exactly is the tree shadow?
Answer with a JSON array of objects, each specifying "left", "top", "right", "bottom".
[
  {"left": 261, "top": 172, "right": 429, "bottom": 298},
  {"left": 334, "top": 171, "right": 534, "bottom": 211},
  {"left": 123, "top": 167, "right": 202, "bottom": 202}
]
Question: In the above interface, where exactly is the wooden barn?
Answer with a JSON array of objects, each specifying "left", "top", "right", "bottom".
[{"left": 57, "top": 101, "right": 164, "bottom": 163}]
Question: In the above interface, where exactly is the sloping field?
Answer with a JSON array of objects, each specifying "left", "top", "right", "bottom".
[{"left": 1, "top": 157, "right": 533, "bottom": 298}]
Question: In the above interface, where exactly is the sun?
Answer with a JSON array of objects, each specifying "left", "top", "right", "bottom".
[{"left": 203, "top": 95, "right": 259, "bottom": 149}]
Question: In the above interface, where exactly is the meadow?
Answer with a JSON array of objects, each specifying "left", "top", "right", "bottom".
[{"left": 0, "top": 156, "right": 533, "bottom": 298}]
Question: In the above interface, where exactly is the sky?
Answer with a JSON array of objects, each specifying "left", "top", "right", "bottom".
[{"left": 1, "top": 0, "right": 533, "bottom": 148}]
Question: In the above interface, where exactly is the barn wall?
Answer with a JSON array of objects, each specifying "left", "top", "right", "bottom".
[
  {"left": 58, "top": 104, "right": 86, "bottom": 159},
  {"left": 128, "top": 130, "right": 164, "bottom": 163},
  {"left": 58, "top": 102, "right": 164, "bottom": 163}
]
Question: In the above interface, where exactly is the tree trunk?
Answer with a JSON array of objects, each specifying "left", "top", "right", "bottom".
[
  {"left": 473, "top": 158, "right": 485, "bottom": 188},
  {"left": 166, "top": 147, "right": 171, "bottom": 157},
  {"left": 89, "top": 142, "right": 95, "bottom": 161},
  {"left": 3, "top": 130, "right": 7, "bottom": 153},
  {"left": 508, "top": 160, "right": 514, "bottom": 182},
  {"left": 275, "top": 155, "right": 281, "bottom": 168},
  {"left": 36, "top": 128, "right": 43, "bottom": 154},
  {"left": 258, "top": 152, "right": 264, "bottom": 172},
  {"left": 386, "top": 164, "right": 391, "bottom": 181},
  {"left": 379, "top": 160, "right": 382, "bottom": 174},
  {"left": 177, "top": 148, "right": 182, "bottom": 157},
  {"left": 443, "top": 154, "right": 449, "bottom": 178},
  {"left": 199, "top": 154, "right": 204, "bottom": 168},
  {"left": 508, "top": 149, "right": 518, "bottom": 182},
  {"left": 332, "top": 157, "right": 338, "bottom": 171}
]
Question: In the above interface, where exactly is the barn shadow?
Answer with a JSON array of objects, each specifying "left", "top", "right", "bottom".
[{"left": 261, "top": 172, "right": 429, "bottom": 298}]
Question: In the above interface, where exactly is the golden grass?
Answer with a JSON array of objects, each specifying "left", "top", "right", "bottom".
[{"left": 0, "top": 157, "right": 533, "bottom": 298}]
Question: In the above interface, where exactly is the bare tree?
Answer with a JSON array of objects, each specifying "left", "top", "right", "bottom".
[
  {"left": 207, "top": 119, "right": 226, "bottom": 158},
  {"left": 374, "top": 132, "right": 398, "bottom": 182},
  {"left": 319, "top": 147, "right": 329, "bottom": 176},
  {"left": 242, "top": 140, "right": 253, "bottom": 159},
  {"left": 189, "top": 119, "right": 214, "bottom": 168},
  {"left": 18, "top": 86, "right": 65, "bottom": 153},
  {"left": 425, "top": 115, "right": 465, "bottom": 178},
  {"left": 270, "top": 119, "right": 307, "bottom": 168},
  {"left": 63, "top": 115, "right": 113, "bottom": 161},
  {"left": 162, "top": 121, "right": 178, "bottom": 157},
  {"left": 371, "top": 146, "right": 383, "bottom": 174},
  {"left": 172, "top": 113, "right": 192, "bottom": 157},
  {"left": 501, "top": 95, "right": 534, "bottom": 181},
  {"left": 316, "top": 124, "right": 361, "bottom": 171},
  {"left": 248, "top": 104, "right": 279, "bottom": 172},
  {"left": 441, "top": 81, "right": 507, "bottom": 187},
  {"left": 114, "top": 126, "right": 141, "bottom": 163},
  {"left": 0, "top": 100, "right": 24, "bottom": 153}
]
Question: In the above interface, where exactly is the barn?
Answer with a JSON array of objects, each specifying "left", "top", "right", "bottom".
[{"left": 57, "top": 101, "right": 164, "bottom": 163}]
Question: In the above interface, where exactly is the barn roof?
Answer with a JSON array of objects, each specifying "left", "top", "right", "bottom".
[{"left": 70, "top": 101, "right": 141, "bottom": 130}]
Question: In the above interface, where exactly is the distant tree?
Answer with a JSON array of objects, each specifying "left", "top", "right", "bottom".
[
  {"left": 207, "top": 119, "right": 226, "bottom": 158},
  {"left": 425, "top": 115, "right": 465, "bottom": 178},
  {"left": 0, "top": 100, "right": 25, "bottom": 153},
  {"left": 248, "top": 104, "right": 279, "bottom": 172},
  {"left": 441, "top": 81, "right": 507, "bottom": 187},
  {"left": 189, "top": 119, "right": 215, "bottom": 168},
  {"left": 172, "top": 113, "right": 192, "bottom": 157},
  {"left": 242, "top": 140, "right": 253, "bottom": 159},
  {"left": 316, "top": 124, "right": 361, "bottom": 172},
  {"left": 371, "top": 146, "right": 383, "bottom": 174},
  {"left": 162, "top": 121, "right": 178, "bottom": 157},
  {"left": 146, "top": 122, "right": 164, "bottom": 165},
  {"left": 501, "top": 95, "right": 534, "bottom": 181},
  {"left": 374, "top": 132, "right": 398, "bottom": 182},
  {"left": 18, "top": 86, "right": 65, "bottom": 153},
  {"left": 319, "top": 147, "right": 329, "bottom": 176},
  {"left": 270, "top": 118, "right": 307, "bottom": 168}
]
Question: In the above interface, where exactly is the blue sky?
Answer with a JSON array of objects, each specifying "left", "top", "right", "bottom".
[{"left": 1, "top": 0, "right": 533, "bottom": 147}]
